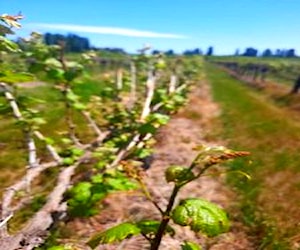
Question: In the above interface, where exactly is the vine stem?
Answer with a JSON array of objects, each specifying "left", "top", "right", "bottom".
[
  {"left": 58, "top": 42, "right": 82, "bottom": 147},
  {"left": 128, "top": 61, "right": 136, "bottom": 108},
  {"left": 149, "top": 151, "right": 216, "bottom": 250},
  {"left": 140, "top": 69, "right": 155, "bottom": 121},
  {"left": 150, "top": 185, "right": 180, "bottom": 250}
]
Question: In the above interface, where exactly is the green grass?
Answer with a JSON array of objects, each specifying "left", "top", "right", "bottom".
[
  {"left": 0, "top": 79, "right": 110, "bottom": 190},
  {"left": 73, "top": 79, "right": 108, "bottom": 102},
  {"left": 209, "top": 56, "right": 300, "bottom": 87},
  {"left": 206, "top": 63, "right": 300, "bottom": 249}
]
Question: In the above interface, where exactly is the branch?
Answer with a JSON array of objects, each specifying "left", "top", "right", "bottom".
[
  {"left": 0, "top": 83, "right": 22, "bottom": 119},
  {"left": 26, "top": 131, "right": 38, "bottom": 168},
  {"left": 0, "top": 214, "right": 13, "bottom": 230},
  {"left": 116, "top": 68, "right": 123, "bottom": 90},
  {"left": 81, "top": 111, "right": 104, "bottom": 139},
  {"left": 140, "top": 70, "right": 156, "bottom": 121},
  {"left": 65, "top": 101, "right": 82, "bottom": 147},
  {"left": 168, "top": 74, "right": 177, "bottom": 94},
  {"left": 1, "top": 162, "right": 58, "bottom": 214},
  {"left": 127, "top": 61, "right": 137, "bottom": 109},
  {"left": 108, "top": 65, "right": 160, "bottom": 169},
  {"left": 107, "top": 133, "right": 141, "bottom": 169},
  {"left": 33, "top": 131, "right": 62, "bottom": 163},
  {"left": 0, "top": 82, "right": 38, "bottom": 168},
  {"left": 0, "top": 152, "right": 92, "bottom": 250},
  {"left": 0, "top": 161, "right": 59, "bottom": 236}
]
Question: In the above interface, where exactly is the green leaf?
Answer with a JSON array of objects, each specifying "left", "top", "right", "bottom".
[
  {"left": 136, "top": 220, "right": 175, "bottom": 237},
  {"left": 87, "top": 222, "right": 140, "bottom": 248},
  {"left": 69, "top": 182, "right": 92, "bottom": 203},
  {"left": 171, "top": 198, "right": 230, "bottom": 237},
  {"left": 0, "top": 36, "right": 19, "bottom": 52},
  {"left": 165, "top": 165, "right": 194, "bottom": 183},
  {"left": 47, "top": 246, "right": 66, "bottom": 250},
  {"left": 66, "top": 90, "right": 79, "bottom": 102},
  {"left": 138, "top": 123, "right": 156, "bottom": 135},
  {"left": 147, "top": 113, "right": 170, "bottom": 125},
  {"left": 45, "top": 58, "right": 62, "bottom": 68},
  {"left": 105, "top": 176, "right": 137, "bottom": 191},
  {"left": 70, "top": 147, "right": 84, "bottom": 157},
  {"left": 28, "top": 62, "right": 45, "bottom": 73},
  {"left": 61, "top": 137, "right": 73, "bottom": 145},
  {"left": 0, "top": 71, "right": 34, "bottom": 83},
  {"left": 65, "top": 61, "right": 83, "bottom": 69},
  {"left": 91, "top": 174, "right": 104, "bottom": 183},
  {"left": 134, "top": 148, "right": 152, "bottom": 159},
  {"left": 0, "top": 24, "right": 13, "bottom": 35},
  {"left": 47, "top": 246, "right": 67, "bottom": 250},
  {"left": 44, "top": 137, "right": 54, "bottom": 145},
  {"left": 64, "top": 70, "right": 81, "bottom": 82},
  {"left": 31, "top": 117, "right": 46, "bottom": 125},
  {"left": 181, "top": 241, "right": 203, "bottom": 250},
  {"left": 73, "top": 102, "right": 86, "bottom": 110},
  {"left": 47, "top": 68, "right": 65, "bottom": 81},
  {"left": 154, "top": 59, "right": 166, "bottom": 70},
  {"left": 62, "top": 157, "right": 75, "bottom": 166}
]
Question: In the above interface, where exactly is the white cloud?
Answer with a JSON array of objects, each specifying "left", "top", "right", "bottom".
[{"left": 27, "top": 23, "right": 188, "bottom": 39}]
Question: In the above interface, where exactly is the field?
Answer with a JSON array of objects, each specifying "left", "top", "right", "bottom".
[
  {"left": 206, "top": 62, "right": 300, "bottom": 249},
  {"left": 1, "top": 30, "right": 300, "bottom": 249}
]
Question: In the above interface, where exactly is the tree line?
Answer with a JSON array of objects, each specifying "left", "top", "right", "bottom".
[
  {"left": 236, "top": 47, "right": 297, "bottom": 57},
  {"left": 19, "top": 32, "right": 126, "bottom": 54},
  {"left": 17, "top": 32, "right": 298, "bottom": 58}
]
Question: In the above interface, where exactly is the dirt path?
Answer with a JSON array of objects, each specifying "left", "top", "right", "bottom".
[{"left": 66, "top": 81, "right": 255, "bottom": 249}]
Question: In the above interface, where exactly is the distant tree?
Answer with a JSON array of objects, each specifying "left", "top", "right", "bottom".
[
  {"left": 152, "top": 50, "right": 161, "bottom": 55},
  {"left": 183, "top": 48, "right": 202, "bottom": 56},
  {"left": 285, "top": 49, "right": 296, "bottom": 57},
  {"left": 275, "top": 49, "right": 284, "bottom": 57},
  {"left": 165, "top": 49, "right": 175, "bottom": 56},
  {"left": 103, "top": 48, "right": 126, "bottom": 54},
  {"left": 193, "top": 48, "right": 202, "bottom": 55},
  {"left": 261, "top": 49, "right": 272, "bottom": 57},
  {"left": 43, "top": 33, "right": 90, "bottom": 52},
  {"left": 206, "top": 46, "right": 213, "bottom": 56},
  {"left": 65, "top": 34, "right": 90, "bottom": 52},
  {"left": 234, "top": 49, "right": 240, "bottom": 56},
  {"left": 273, "top": 48, "right": 296, "bottom": 57},
  {"left": 243, "top": 47, "right": 258, "bottom": 57}
]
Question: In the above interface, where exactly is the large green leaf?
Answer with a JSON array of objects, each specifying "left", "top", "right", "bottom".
[
  {"left": 171, "top": 198, "right": 230, "bottom": 237},
  {"left": 181, "top": 241, "right": 202, "bottom": 250},
  {"left": 87, "top": 222, "right": 140, "bottom": 248},
  {"left": 0, "top": 71, "right": 34, "bottom": 84}
]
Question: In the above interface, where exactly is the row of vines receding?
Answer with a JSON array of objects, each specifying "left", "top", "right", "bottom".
[{"left": 0, "top": 14, "right": 249, "bottom": 250}]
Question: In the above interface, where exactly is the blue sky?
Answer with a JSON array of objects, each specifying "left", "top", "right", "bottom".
[{"left": 2, "top": 0, "right": 300, "bottom": 55}]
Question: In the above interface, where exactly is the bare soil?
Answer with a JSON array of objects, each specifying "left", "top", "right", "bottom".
[{"left": 63, "top": 81, "right": 255, "bottom": 249}]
